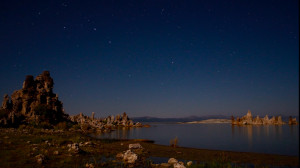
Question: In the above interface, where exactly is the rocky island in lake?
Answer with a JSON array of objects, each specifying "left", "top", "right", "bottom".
[{"left": 231, "top": 110, "right": 298, "bottom": 125}]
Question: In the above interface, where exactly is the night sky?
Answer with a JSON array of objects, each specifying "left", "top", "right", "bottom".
[{"left": 0, "top": 0, "right": 298, "bottom": 118}]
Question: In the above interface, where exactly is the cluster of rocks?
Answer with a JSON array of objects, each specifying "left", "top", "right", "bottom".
[
  {"left": 116, "top": 143, "right": 193, "bottom": 167},
  {"left": 0, "top": 71, "right": 68, "bottom": 126},
  {"left": 288, "top": 117, "right": 298, "bottom": 125},
  {"left": 152, "top": 158, "right": 192, "bottom": 168},
  {"left": 70, "top": 112, "right": 144, "bottom": 131},
  {"left": 116, "top": 143, "right": 143, "bottom": 164},
  {"left": 67, "top": 143, "right": 83, "bottom": 154},
  {"left": 232, "top": 110, "right": 298, "bottom": 125}
]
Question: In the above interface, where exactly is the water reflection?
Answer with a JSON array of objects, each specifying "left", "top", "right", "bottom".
[{"left": 94, "top": 123, "right": 299, "bottom": 156}]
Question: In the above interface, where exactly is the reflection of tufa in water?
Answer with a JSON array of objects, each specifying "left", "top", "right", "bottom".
[{"left": 231, "top": 110, "right": 298, "bottom": 125}]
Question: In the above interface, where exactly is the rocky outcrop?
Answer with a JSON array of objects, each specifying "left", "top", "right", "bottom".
[
  {"left": 155, "top": 158, "right": 187, "bottom": 168},
  {"left": 123, "top": 150, "right": 138, "bottom": 164},
  {"left": 67, "top": 143, "right": 83, "bottom": 154},
  {"left": 0, "top": 71, "right": 146, "bottom": 130},
  {"left": 232, "top": 110, "right": 287, "bottom": 125},
  {"left": 0, "top": 71, "right": 68, "bottom": 126},
  {"left": 70, "top": 112, "right": 145, "bottom": 132},
  {"left": 116, "top": 143, "right": 144, "bottom": 164},
  {"left": 288, "top": 116, "right": 298, "bottom": 125}
]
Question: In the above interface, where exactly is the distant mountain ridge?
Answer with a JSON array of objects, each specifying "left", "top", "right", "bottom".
[
  {"left": 132, "top": 115, "right": 230, "bottom": 122},
  {"left": 132, "top": 115, "right": 299, "bottom": 123}
]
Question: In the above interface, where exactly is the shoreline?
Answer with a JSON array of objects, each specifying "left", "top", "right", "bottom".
[
  {"left": 0, "top": 128, "right": 298, "bottom": 167},
  {"left": 99, "top": 138, "right": 299, "bottom": 166}
]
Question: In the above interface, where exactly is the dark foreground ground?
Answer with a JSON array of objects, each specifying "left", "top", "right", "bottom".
[{"left": 0, "top": 128, "right": 298, "bottom": 168}]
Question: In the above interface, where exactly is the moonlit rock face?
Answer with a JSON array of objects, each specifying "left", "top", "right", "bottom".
[{"left": 0, "top": 71, "right": 65, "bottom": 126}]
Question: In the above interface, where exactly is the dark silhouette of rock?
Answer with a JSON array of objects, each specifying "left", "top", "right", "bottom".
[{"left": 0, "top": 71, "right": 68, "bottom": 127}]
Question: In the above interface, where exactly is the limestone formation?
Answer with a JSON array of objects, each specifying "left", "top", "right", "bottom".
[
  {"left": 0, "top": 71, "right": 67, "bottom": 126},
  {"left": 232, "top": 111, "right": 287, "bottom": 125},
  {"left": 123, "top": 150, "right": 138, "bottom": 164},
  {"left": 288, "top": 116, "right": 298, "bottom": 125},
  {"left": 70, "top": 112, "right": 143, "bottom": 131},
  {"left": 91, "top": 112, "right": 95, "bottom": 120}
]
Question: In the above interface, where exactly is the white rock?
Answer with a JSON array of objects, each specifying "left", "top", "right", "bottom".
[
  {"left": 84, "top": 141, "right": 92, "bottom": 146},
  {"left": 123, "top": 150, "right": 138, "bottom": 164},
  {"left": 187, "top": 161, "right": 193, "bottom": 167},
  {"left": 168, "top": 158, "right": 178, "bottom": 165},
  {"left": 174, "top": 162, "right": 186, "bottom": 168},
  {"left": 68, "top": 143, "right": 81, "bottom": 153}
]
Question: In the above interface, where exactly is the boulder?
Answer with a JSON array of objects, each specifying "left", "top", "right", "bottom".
[
  {"left": 123, "top": 150, "right": 138, "bottom": 164},
  {"left": 35, "top": 154, "right": 45, "bottom": 164},
  {"left": 68, "top": 143, "right": 82, "bottom": 154},
  {"left": 168, "top": 158, "right": 178, "bottom": 165},
  {"left": 174, "top": 162, "right": 186, "bottom": 168},
  {"left": 129, "top": 143, "right": 143, "bottom": 150},
  {"left": 186, "top": 161, "right": 193, "bottom": 167}
]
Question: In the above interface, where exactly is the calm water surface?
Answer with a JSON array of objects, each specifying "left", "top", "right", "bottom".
[{"left": 95, "top": 123, "right": 299, "bottom": 156}]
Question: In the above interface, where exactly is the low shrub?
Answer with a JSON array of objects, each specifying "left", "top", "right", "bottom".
[{"left": 170, "top": 136, "right": 178, "bottom": 147}]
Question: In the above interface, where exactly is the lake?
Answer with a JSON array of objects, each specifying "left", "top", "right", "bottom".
[{"left": 94, "top": 123, "right": 299, "bottom": 156}]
